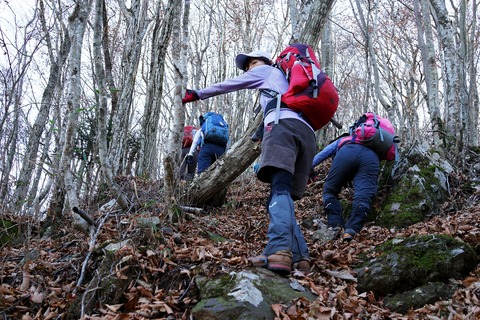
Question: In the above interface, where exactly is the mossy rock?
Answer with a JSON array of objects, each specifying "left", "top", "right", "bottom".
[
  {"left": 355, "top": 234, "right": 477, "bottom": 297},
  {"left": 376, "top": 144, "right": 453, "bottom": 229},
  {"left": 383, "top": 282, "right": 456, "bottom": 314},
  {"left": 193, "top": 268, "right": 316, "bottom": 320}
]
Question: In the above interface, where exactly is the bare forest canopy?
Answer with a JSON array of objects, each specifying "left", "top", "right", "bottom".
[{"left": 0, "top": 0, "right": 478, "bottom": 224}]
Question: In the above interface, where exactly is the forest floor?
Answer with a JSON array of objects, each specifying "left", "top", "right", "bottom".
[{"left": 1, "top": 166, "right": 480, "bottom": 319}]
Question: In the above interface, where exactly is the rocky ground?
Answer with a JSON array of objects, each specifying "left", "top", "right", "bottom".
[{"left": 1, "top": 167, "right": 479, "bottom": 319}]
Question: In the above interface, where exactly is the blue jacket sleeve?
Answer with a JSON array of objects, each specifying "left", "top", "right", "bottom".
[{"left": 312, "top": 140, "right": 339, "bottom": 168}]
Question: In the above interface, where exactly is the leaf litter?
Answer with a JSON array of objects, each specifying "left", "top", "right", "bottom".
[{"left": 0, "top": 171, "right": 479, "bottom": 319}]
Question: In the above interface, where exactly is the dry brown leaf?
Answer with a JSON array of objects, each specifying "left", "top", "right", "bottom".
[
  {"left": 125, "top": 294, "right": 138, "bottom": 312},
  {"left": 271, "top": 303, "right": 283, "bottom": 316},
  {"left": 105, "top": 304, "right": 123, "bottom": 312},
  {"left": 29, "top": 286, "right": 44, "bottom": 303}
]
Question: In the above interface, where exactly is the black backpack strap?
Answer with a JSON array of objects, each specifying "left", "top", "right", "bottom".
[
  {"left": 260, "top": 89, "right": 279, "bottom": 98},
  {"left": 264, "top": 98, "right": 288, "bottom": 118}
]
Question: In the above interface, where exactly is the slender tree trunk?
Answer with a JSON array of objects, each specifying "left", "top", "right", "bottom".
[
  {"left": 1, "top": 111, "right": 19, "bottom": 211},
  {"left": 137, "top": 0, "right": 177, "bottom": 178},
  {"left": 299, "top": 0, "right": 336, "bottom": 47},
  {"left": 13, "top": 0, "right": 71, "bottom": 213},
  {"left": 414, "top": 0, "right": 444, "bottom": 148},
  {"left": 467, "top": 0, "right": 479, "bottom": 146},
  {"left": 164, "top": 0, "right": 185, "bottom": 221},
  {"left": 457, "top": 0, "right": 469, "bottom": 160},
  {"left": 288, "top": 0, "right": 300, "bottom": 43},
  {"left": 457, "top": 0, "right": 479, "bottom": 148},
  {"left": 428, "top": 0, "right": 463, "bottom": 157},
  {"left": 321, "top": 19, "right": 334, "bottom": 77},
  {"left": 109, "top": 0, "right": 150, "bottom": 175},
  {"left": 351, "top": 0, "right": 374, "bottom": 114},
  {"left": 29, "top": 125, "right": 54, "bottom": 216},
  {"left": 93, "top": 0, "right": 129, "bottom": 210},
  {"left": 102, "top": 0, "right": 119, "bottom": 153},
  {"left": 58, "top": 0, "right": 93, "bottom": 232},
  {"left": 317, "top": 18, "right": 335, "bottom": 145}
]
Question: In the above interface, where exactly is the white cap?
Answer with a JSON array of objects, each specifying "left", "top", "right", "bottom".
[{"left": 235, "top": 50, "right": 272, "bottom": 71}]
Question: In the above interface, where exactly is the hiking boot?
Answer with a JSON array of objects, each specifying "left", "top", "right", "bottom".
[
  {"left": 267, "top": 250, "right": 292, "bottom": 275},
  {"left": 328, "top": 226, "right": 343, "bottom": 240},
  {"left": 342, "top": 232, "right": 354, "bottom": 242},
  {"left": 248, "top": 250, "right": 292, "bottom": 275},
  {"left": 294, "top": 259, "right": 310, "bottom": 274},
  {"left": 248, "top": 254, "right": 268, "bottom": 268}
]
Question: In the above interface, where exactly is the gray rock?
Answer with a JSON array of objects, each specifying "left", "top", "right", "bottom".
[
  {"left": 355, "top": 234, "right": 477, "bottom": 297},
  {"left": 383, "top": 282, "right": 456, "bottom": 313},
  {"left": 192, "top": 268, "right": 316, "bottom": 320}
]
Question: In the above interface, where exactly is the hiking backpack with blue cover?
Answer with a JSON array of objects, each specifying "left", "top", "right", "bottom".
[
  {"left": 200, "top": 112, "right": 229, "bottom": 146},
  {"left": 273, "top": 43, "right": 339, "bottom": 131},
  {"left": 345, "top": 112, "right": 400, "bottom": 161}
]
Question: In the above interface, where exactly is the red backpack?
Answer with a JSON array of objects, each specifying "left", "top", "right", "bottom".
[
  {"left": 340, "top": 112, "right": 400, "bottom": 161},
  {"left": 182, "top": 125, "right": 198, "bottom": 148},
  {"left": 274, "top": 43, "right": 339, "bottom": 131}
]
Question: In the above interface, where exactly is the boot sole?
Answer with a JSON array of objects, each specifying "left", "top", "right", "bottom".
[{"left": 268, "top": 262, "right": 291, "bottom": 275}]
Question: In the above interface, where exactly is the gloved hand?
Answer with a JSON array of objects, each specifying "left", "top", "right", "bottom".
[
  {"left": 186, "top": 154, "right": 194, "bottom": 164},
  {"left": 182, "top": 89, "right": 199, "bottom": 104}
]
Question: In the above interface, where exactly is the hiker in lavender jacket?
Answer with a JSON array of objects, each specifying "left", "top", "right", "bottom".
[{"left": 182, "top": 50, "right": 316, "bottom": 275}]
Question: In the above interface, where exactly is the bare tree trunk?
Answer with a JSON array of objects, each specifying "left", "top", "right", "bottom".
[
  {"left": 93, "top": 0, "right": 129, "bottom": 210},
  {"left": 58, "top": 0, "right": 93, "bottom": 232},
  {"left": 29, "top": 126, "right": 54, "bottom": 216},
  {"left": 12, "top": 0, "right": 70, "bottom": 214},
  {"left": 109, "top": 0, "right": 150, "bottom": 176},
  {"left": 321, "top": 19, "right": 334, "bottom": 77},
  {"left": 317, "top": 18, "right": 335, "bottom": 145},
  {"left": 164, "top": 0, "right": 186, "bottom": 221},
  {"left": 458, "top": 0, "right": 479, "bottom": 147},
  {"left": 298, "top": 0, "right": 336, "bottom": 47},
  {"left": 101, "top": 0, "right": 119, "bottom": 154},
  {"left": 1, "top": 111, "right": 19, "bottom": 211},
  {"left": 137, "top": 0, "right": 177, "bottom": 178},
  {"left": 467, "top": 0, "right": 479, "bottom": 146},
  {"left": 413, "top": 0, "right": 445, "bottom": 148},
  {"left": 350, "top": 0, "right": 375, "bottom": 114},
  {"left": 428, "top": 0, "right": 464, "bottom": 157},
  {"left": 288, "top": 0, "right": 300, "bottom": 43}
]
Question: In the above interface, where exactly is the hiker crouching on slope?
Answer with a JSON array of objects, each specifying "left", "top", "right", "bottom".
[
  {"left": 311, "top": 135, "right": 380, "bottom": 241},
  {"left": 182, "top": 50, "right": 315, "bottom": 275}
]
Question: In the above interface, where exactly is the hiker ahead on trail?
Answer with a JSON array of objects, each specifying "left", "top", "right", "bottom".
[
  {"left": 182, "top": 48, "right": 321, "bottom": 275},
  {"left": 312, "top": 112, "right": 400, "bottom": 242},
  {"left": 187, "top": 112, "right": 229, "bottom": 175},
  {"left": 180, "top": 125, "right": 199, "bottom": 181}
]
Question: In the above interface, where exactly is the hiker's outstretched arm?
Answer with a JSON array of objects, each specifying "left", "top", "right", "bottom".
[{"left": 312, "top": 140, "right": 338, "bottom": 167}]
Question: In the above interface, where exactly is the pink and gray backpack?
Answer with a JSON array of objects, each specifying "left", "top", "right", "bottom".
[{"left": 341, "top": 112, "right": 400, "bottom": 161}]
